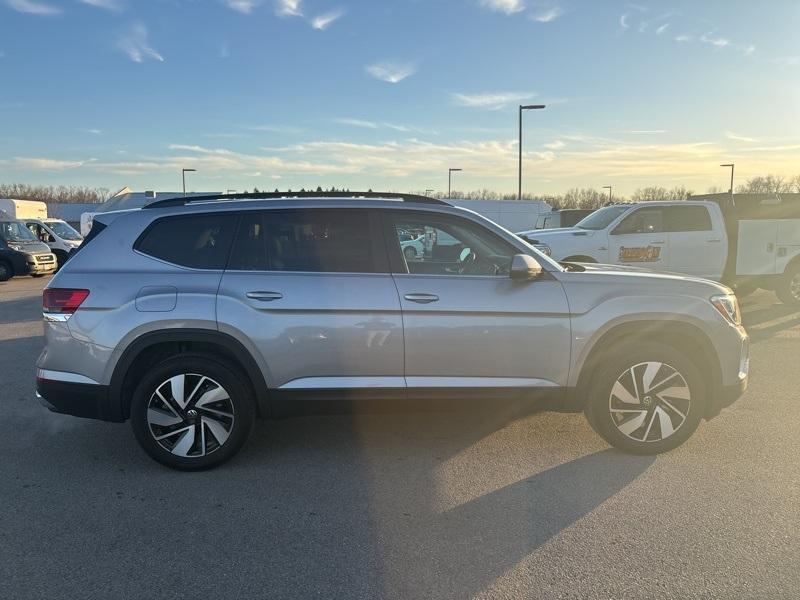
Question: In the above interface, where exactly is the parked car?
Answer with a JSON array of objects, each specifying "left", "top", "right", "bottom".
[
  {"left": 0, "top": 216, "right": 57, "bottom": 281},
  {"left": 25, "top": 219, "right": 83, "bottom": 268},
  {"left": 37, "top": 192, "right": 749, "bottom": 469},
  {"left": 517, "top": 196, "right": 800, "bottom": 304},
  {"left": 399, "top": 233, "right": 425, "bottom": 260}
]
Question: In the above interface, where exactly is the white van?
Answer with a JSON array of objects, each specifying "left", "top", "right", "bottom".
[{"left": 0, "top": 199, "right": 84, "bottom": 267}]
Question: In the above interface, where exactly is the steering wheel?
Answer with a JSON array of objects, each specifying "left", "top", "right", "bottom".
[{"left": 457, "top": 248, "right": 478, "bottom": 275}]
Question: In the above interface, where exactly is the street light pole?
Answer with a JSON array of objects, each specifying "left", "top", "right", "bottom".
[
  {"left": 518, "top": 104, "right": 546, "bottom": 200},
  {"left": 603, "top": 185, "right": 612, "bottom": 204},
  {"left": 448, "top": 168, "right": 462, "bottom": 198},
  {"left": 182, "top": 168, "right": 197, "bottom": 197},
  {"left": 425, "top": 189, "right": 434, "bottom": 196},
  {"left": 720, "top": 163, "right": 735, "bottom": 195}
]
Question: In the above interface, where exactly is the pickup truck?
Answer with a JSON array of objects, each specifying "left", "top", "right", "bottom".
[{"left": 517, "top": 196, "right": 800, "bottom": 304}]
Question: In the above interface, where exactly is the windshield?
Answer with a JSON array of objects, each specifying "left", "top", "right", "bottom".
[
  {"left": 575, "top": 205, "right": 631, "bottom": 230},
  {"left": 47, "top": 221, "right": 82, "bottom": 241},
  {"left": 1, "top": 221, "right": 38, "bottom": 242}
]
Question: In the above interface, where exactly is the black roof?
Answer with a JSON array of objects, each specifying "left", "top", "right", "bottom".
[{"left": 143, "top": 191, "right": 450, "bottom": 210}]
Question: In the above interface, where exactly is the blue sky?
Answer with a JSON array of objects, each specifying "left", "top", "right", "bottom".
[{"left": 0, "top": 0, "right": 798, "bottom": 196}]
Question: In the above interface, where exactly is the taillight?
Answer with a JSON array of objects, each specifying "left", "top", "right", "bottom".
[{"left": 43, "top": 288, "right": 90, "bottom": 314}]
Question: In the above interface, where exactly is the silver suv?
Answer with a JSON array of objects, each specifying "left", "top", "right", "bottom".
[{"left": 36, "top": 192, "right": 749, "bottom": 469}]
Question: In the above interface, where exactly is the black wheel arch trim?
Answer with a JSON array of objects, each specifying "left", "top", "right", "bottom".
[{"left": 109, "top": 328, "right": 270, "bottom": 422}]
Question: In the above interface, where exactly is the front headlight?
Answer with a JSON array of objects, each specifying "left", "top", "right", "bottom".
[
  {"left": 8, "top": 243, "right": 23, "bottom": 252},
  {"left": 534, "top": 244, "right": 552, "bottom": 257},
  {"left": 710, "top": 294, "right": 741, "bottom": 326}
]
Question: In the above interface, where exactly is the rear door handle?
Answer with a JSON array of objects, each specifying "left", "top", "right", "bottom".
[
  {"left": 650, "top": 240, "right": 665, "bottom": 244},
  {"left": 404, "top": 293, "right": 439, "bottom": 304},
  {"left": 246, "top": 291, "right": 283, "bottom": 301},
  {"left": 707, "top": 238, "right": 722, "bottom": 243}
]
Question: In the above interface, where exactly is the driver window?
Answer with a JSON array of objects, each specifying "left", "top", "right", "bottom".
[
  {"left": 612, "top": 208, "right": 663, "bottom": 235},
  {"left": 392, "top": 214, "right": 515, "bottom": 276}
]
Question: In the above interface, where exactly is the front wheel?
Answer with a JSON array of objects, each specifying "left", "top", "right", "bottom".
[
  {"left": 584, "top": 342, "right": 706, "bottom": 454},
  {"left": 403, "top": 246, "right": 417, "bottom": 260},
  {"left": 0, "top": 261, "right": 12, "bottom": 282},
  {"left": 775, "top": 263, "right": 800, "bottom": 305},
  {"left": 130, "top": 354, "right": 255, "bottom": 470}
]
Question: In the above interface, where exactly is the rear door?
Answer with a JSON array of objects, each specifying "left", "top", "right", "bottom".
[
  {"left": 665, "top": 204, "right": 726, "bottom": 279},
  {"left": 384, "top": 209, "right": 571, "bottom": 394},
  {"left": 608, "top": 206, "right": 669, "bottom": 270},
  {"left": 216, "top": 209, "right": 405, "bottom": 393}
]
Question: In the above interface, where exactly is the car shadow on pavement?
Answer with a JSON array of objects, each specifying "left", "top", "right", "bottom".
[{"left": 0, "top": 297, "right": 43, "bottom": 324}]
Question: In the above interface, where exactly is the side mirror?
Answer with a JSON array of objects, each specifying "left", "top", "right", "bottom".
[{"left": 510, "top": 254, "right": 543, "bottom": 281}]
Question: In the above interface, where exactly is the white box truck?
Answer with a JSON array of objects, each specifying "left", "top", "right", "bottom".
[
  {"left": 0, "top": 199, "right": 84, "bottom": 268},
  {"left": 516, "top": 194, "right": 800, "bottom": 304}
]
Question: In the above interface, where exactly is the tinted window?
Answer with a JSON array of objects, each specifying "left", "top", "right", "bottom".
[
  {"left": 666, "top": 205, "right": 712, "bottom": 232},
  {"left": 263, "top": 210, "right": 376, "bottom": 273},
  {"left": 576, "top": 205, "right": 629, "bottom": 230},
  {"left": 612, "top": 208, "right": 663, "bottom": 235},
  {"left": 391, "top": 213, "right": 515, "bottom": 276},
  {"left": 228, "top": 212, "right": 268, "bottom": 271},
  {"left": 136, "top": 214, "right": 237, "bottom": 269}
]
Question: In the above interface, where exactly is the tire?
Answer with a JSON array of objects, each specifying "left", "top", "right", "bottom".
[
  {"left": 584, "top": 342, "right": 706, "bottom": 455},
  {"left": 775, "top": 263, "right": 800, "bottom": 306},
  {"left": 0, "top": 261, "right": 11, "bottom": 282},
  {"left": 130, "top": 354, "right": 255, "bottom": 470},
  {"left": 403, "top": 246, "right": 417, "bottom": 260},
  {"left": 732, "top": 282, "right": 757, "bottom": 299},
  {"left": 53, "top": 250, "right": 68, "bottom": 271},
  {"left": 31, "top": 273, "right": 46, "bottom": 278}
]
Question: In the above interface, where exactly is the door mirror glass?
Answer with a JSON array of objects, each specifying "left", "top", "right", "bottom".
[{"left": 510, "top": 254, "right": 543, "bottom": 280}]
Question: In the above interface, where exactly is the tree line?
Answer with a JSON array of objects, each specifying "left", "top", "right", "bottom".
[{"left": 1, "top": 174, "right": 798, "bottom": 209}]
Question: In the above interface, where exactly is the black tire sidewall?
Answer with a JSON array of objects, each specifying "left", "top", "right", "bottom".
[
  {"left": 130, "top": 354, "right": 255, "bottom": 470},
  {"left": 775, "top": 264, "right": 800, "bottom": 305},
  {"left": 585, "top": 342, "right": 706, "bottom": 455},
  {"left": 404, "top": 246, "right": 416, "bottom": 259},
  {"left": 0, "top": 262, "right": 11, "bottom": 282}
]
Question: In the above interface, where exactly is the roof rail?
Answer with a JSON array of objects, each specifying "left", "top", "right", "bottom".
[{"left": 142, "top": 191, "right": 450, "bottom": 210}]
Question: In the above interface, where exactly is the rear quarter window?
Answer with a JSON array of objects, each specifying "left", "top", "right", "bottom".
[{"left": 135, "top": 213, "right": 238, "bottom": 270}]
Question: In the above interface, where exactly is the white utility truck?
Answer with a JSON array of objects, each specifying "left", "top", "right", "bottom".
[
  {"left": 0, "top": 199, "right": 84, "bottom": 268},
  {"left": 517, "top": 193, "right": 800, "bottom": 304}
]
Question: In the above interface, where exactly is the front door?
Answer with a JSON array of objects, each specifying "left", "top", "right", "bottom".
[
  {"left": 609, "top": 206, "right": 669, "bottom": 271},
  {"left": 216, "top": 209, "right": 405, "bottom": 392},
  {"left": 384, "top": 210, "right": 571, "bottom": 394},
  {"left": 665, "top": 204, "right": 726, "bottom": 279}
]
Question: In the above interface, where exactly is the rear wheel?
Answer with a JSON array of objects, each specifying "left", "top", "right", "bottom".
[
  {"left": 403, "top": 246, "right": 417, "bottom": 260},
  {"left": 130, "top": 354, "right": 255, "bottom": 470},
  {"left": 0, "top": 261, "right": 11, "bottom": 282},
  {"left": 775, "top": 263, "right": 800, "bottom": 305},
  {"left": 584, "top": 342, "right": 706, "bottom": 454}
]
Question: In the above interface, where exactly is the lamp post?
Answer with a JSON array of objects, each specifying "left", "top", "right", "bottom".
[
  {"left": 448, "top": 168, "right": 462, "bottom": 198},
  {"left": 720, "top": 163, "right": 735, "bottom": 195},
  {"left": 603, "top": 186, "right": 613, "bottom": 204},
  {"left": 425, "top": 189, "right": 434, "bottom": 196},
  {"left": 518, "top": 104, "right": 546, "bottom": 200},
  {"left": 182, "top": 168, "right": 197, "bottom": 197}
]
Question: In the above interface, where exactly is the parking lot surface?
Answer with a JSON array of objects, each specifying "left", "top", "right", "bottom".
[{"left": 1, "top": 276, "right": 798, "bottom": 599}]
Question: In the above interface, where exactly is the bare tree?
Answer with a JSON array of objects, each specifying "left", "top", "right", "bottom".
[
  {"left": 0, "top": 183, "right": 110, "bottom": 204},
  {"left": 736, "top": 175, "right": 790, "bottom": 194}
]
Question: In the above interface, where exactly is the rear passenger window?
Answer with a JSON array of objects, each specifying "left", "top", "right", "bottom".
[
  {"left": 228, "top": 212, "right": 268, "bottom": 271},
  {"left": 263, "top": 210, "right": 376, "bottom": 273},
  {"left": 136, "top": 214, "right": 237, "bottom": 269},
  {"left": 666, "top": 205, "right": 712, "bottom": 232}
]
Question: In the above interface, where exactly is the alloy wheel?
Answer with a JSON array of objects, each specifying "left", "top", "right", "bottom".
[
  {"left": 146, "top": 373, "right": 235, "bottom": 457},
  {"left": 608, "top": 361, "right": 691, "bottom": 443},
  {"left": 791, "top": 273, "right": 800, "bottom": 301}
]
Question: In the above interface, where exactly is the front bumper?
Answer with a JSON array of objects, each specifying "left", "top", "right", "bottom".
[
  {"left": 26, "top": 253, "right": 57, "bottom": 274},
  {"left": 36, "top": 377, "right": 116, "bottom": 421}
]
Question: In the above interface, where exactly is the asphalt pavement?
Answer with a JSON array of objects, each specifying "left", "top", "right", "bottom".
[{"left": 0, "top": 276, "right": 798, "bottom": 599}]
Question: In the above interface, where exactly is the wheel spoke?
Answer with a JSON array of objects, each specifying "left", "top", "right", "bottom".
[
  {"left": 617, "top": 411, "right": 647, "bottom": 436},
  {"left": 155, "top": 424, "right": 192, "bottom": 442},
  {"left": 612, "top": 380, "right": 639, "bottom": 404},
  {"left": 195, "top": 385, "right": 229, "bottom": 409},
  {"left": 656, "top": 385, "right": 690, "bottom": 400},
  {"left": 171, "top": 426, "right": 196, "bottom": 457},
  {"left": 197, "top": 405, "right": 234, "bottom": 419},
  {"left": 655, "top": 406, "right": 675, "bottom": 438},
  {"left": 642, "top": 410, "right": 658, "bottom": 441},
  {"left": 641, "top": 362, "right": 662, "bottom": 393},
  {"left": 169, "top": 374, "right": 187, "bottom": 409},
  {"left": 660, "top": 398, "right": 687, "bottom": 420},
  {"left": 203, "top": 416, "right": 231, "bottom": 446},
  {"left": 185, "top": 376, "right": 207, "bottom": 408},
  {"left": 147, "top": 407, "right": 183, "bottom": 427}
]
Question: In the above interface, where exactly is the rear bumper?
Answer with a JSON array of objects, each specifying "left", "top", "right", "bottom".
[{"left": 35, "top": 377, "right": 119, "bottom": 422}]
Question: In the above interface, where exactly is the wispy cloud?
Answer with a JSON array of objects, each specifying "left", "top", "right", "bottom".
[
  {"left": 624, "top": 130, "right": 668, "bottom": 134},
  {"left": 655, "top": 22, "right": 669, "bottom": 35},
  {"left": 674, "top": 34, "right": 691, "bottom": 42},
  {"left": 275, "top": 0, "right": 301, "bottom": 17},
  {"left": 247, "top": 124, "right": 305, "bottom": 134},
  {"left": 117, "top": 22, "right": 164, "bottom": 63},
  {"left": 480, "top": 0, "right": 525, "bottom": 15},
  {"left": 6, "top": 0, "right": 61, "bottom": 16},
  {"left": 770, "top": 56, "right": 800, "bottom": 67},
  {"left": 544, "top": 140, "right": 565, "bottom": 149},
  {"left": 451, "top": 91, "right": 536, "bottom": 110},
  {"left": 365, "top": 61, "right": 416, "bottom": 83},
  {"left": 223, "top": 0, "right": 260, "bottom": 13},
  {"left": 310, "top": 8, "right": 344, "bottom": 30},
  {"left": 726, "top": 131, "right": 759, "bottom": 143},
  {"left": 530, "top": 6, "right": 562, "bottom": 23},
  {"left": 79, "top": 0, "right": 123, "bottom": 11},
  {"left": 79, "top": 128, "right": 104, "bottom": 135},
  {"left": 619, "top": 13, "right": 630, "bottom": 29},
  {"left": 699, "top": 32, "right": 730, "bottom": 49},
  {"left": 0, "top": 157, "right": 87, "bottom": 170},
  {"left": 335, "top": 118, "right": 379, "bottom": 129}
]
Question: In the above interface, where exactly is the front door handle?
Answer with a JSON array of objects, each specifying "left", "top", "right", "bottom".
[
  {"left": 707, "top": 238, "right": 722, "bottom": 243},
  {"left": 246, "top": 291, "right": 283, "bottom": 301},
  {"left": 404, "top": 293, "right": 439, "bottom": 304},
  {"left": 650, "top": 240, "right": 665, "bottom": 244}
]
